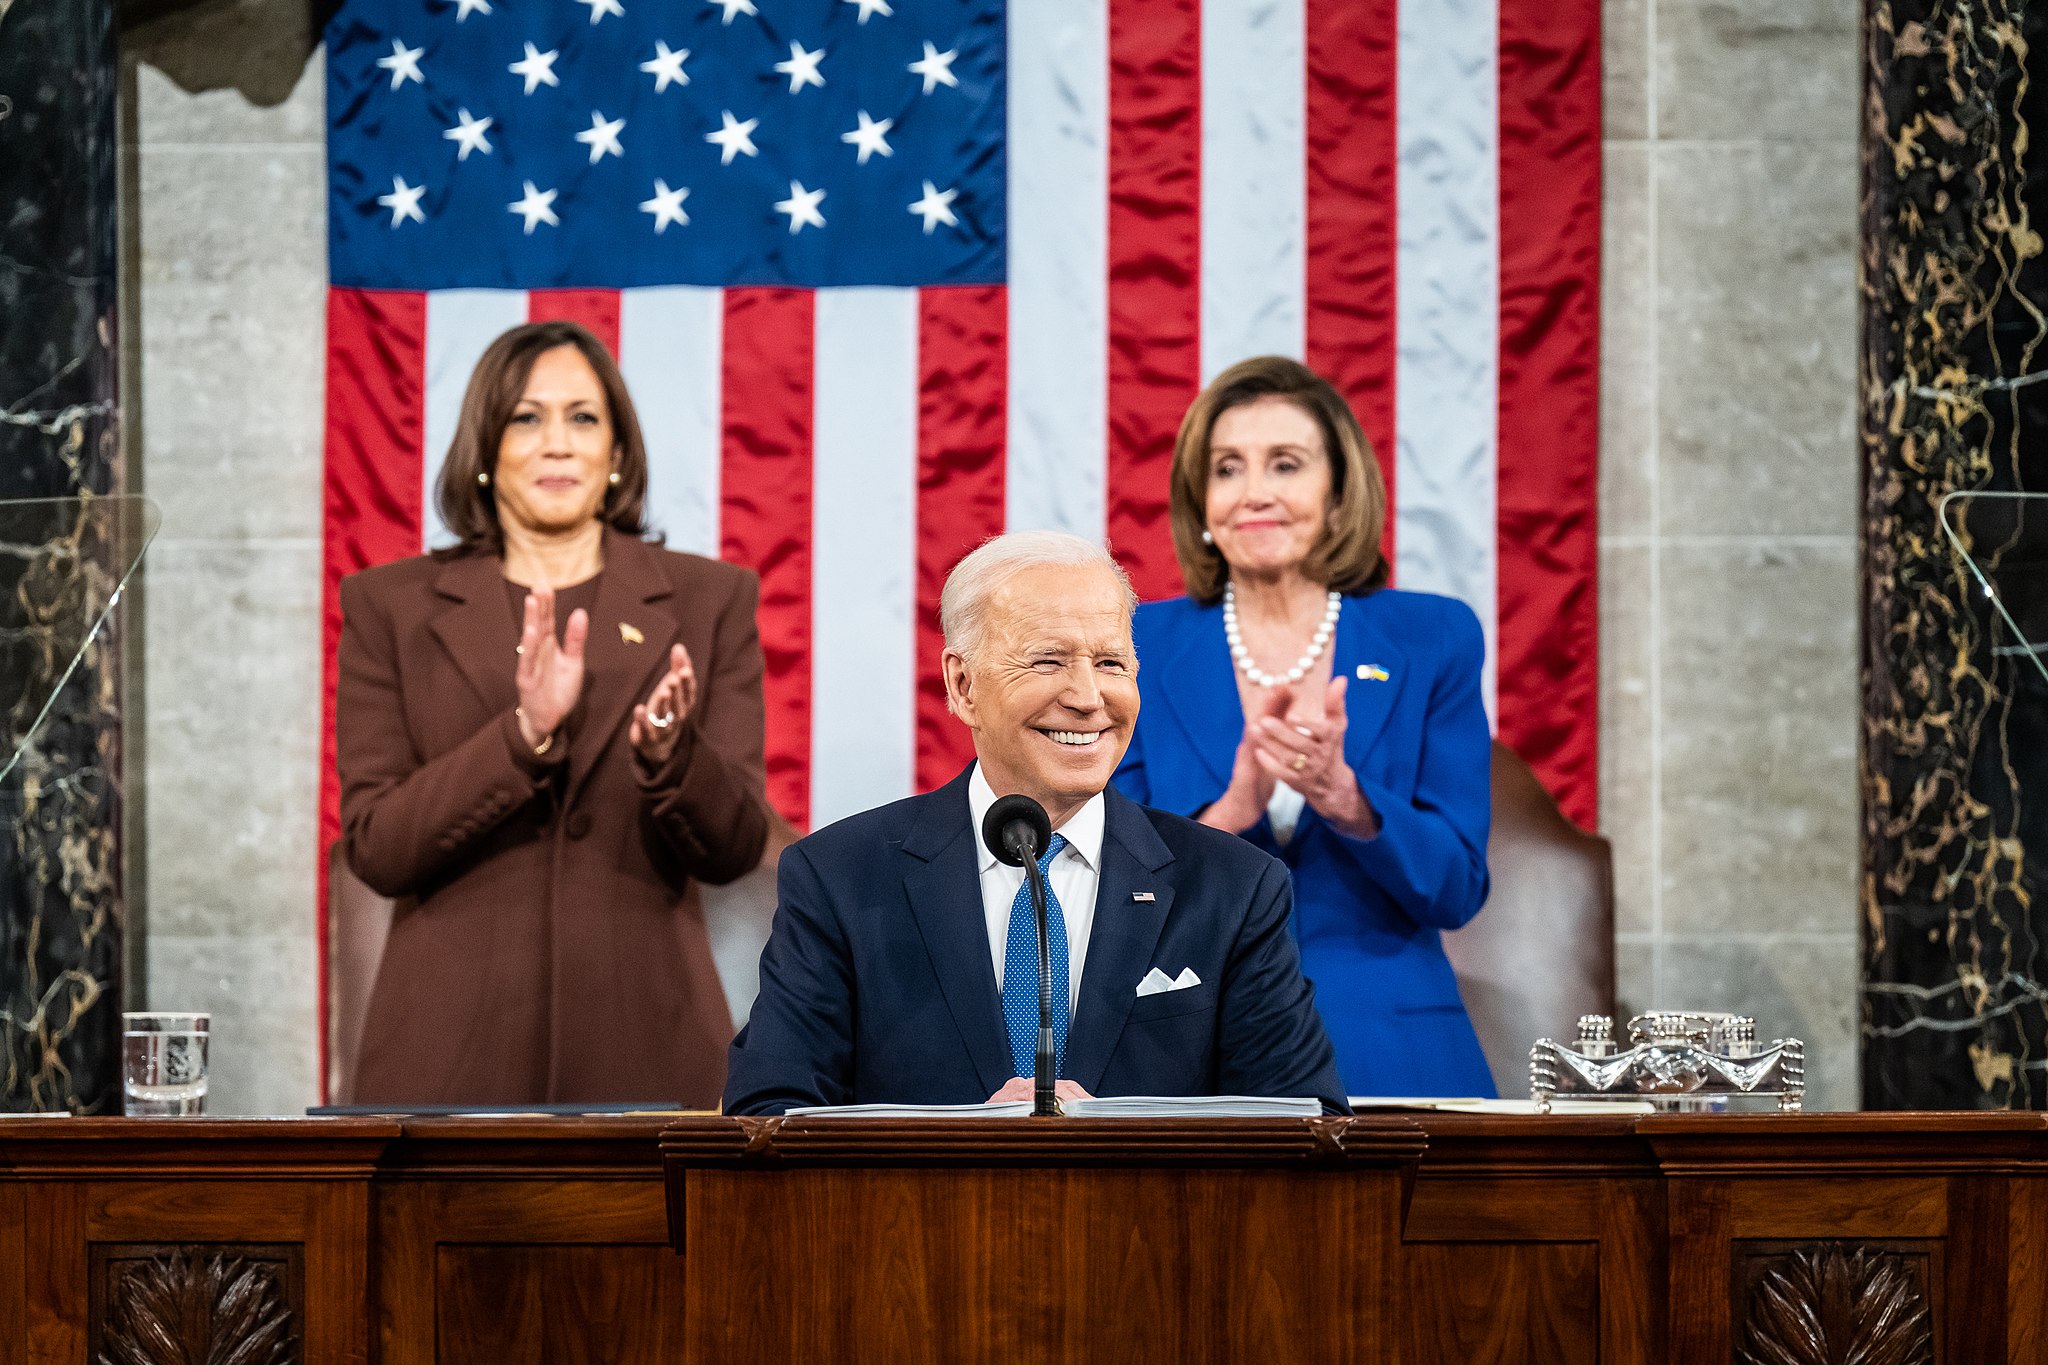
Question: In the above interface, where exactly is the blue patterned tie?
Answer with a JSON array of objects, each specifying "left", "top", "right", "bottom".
[{"left": 1002, "top": 833, "right": 1070, "bottom": 1080}]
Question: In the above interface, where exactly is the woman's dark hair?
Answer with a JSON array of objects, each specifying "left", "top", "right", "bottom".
[
  {"left": 1168, "top": 355, "right": 1390, "bottom": 605},
  {"left": 434, "top": 321, "right": 651, "bottom": 557}
]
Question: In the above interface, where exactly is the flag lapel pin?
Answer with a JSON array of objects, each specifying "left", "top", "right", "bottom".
[
  {"left": 619, "top": 622, "right": 645, "bottom": 645},
  {"left": 1357, "top": 664, "right": 1390, "bottom": 682},
  {"left": 1133, "top": 891, "right": 1155, "bottom": 903}
]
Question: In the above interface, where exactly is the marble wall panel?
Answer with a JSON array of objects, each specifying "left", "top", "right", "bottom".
[
  {"left": 145, "top": 932, "right": 317, "bottom": 1116},
  {"left": 1654, "top": 0, "right": 1859, "bottom": 143},
  {"left": 1857, "top": 0, "right": 2048, "bottom": 1110},
  {"left": 131, "top": 284, "right": 325, "bottom": 542},
  {"left": 1663, "top": 935, "right": 1859, "bottom": 1110},
  {"left": 1602, "top": 143, "right": 1655, "bottom": 539},
  {"left": 140, "top": 542, "right": 319, "bottom": 940},
  {"left": 1600, "top": 543, "right": 1654, "bottom": 935},
  {"left": 1, "top": 0, "right": 127, "bottom": 1112},
  {"left": 1613, "top": 934, "right": 1656, "bottom": 1020},
  {"left": 1604, "top": 0, "right": 1650, "bottom": 142},
  {"left": 133, "top": 49, "right": 322, "bottom": 145},
  {"left": 1656, "top": 144, "right": 1857, "bottom": 539},
  {"left": 1659, "top": 540, "right": 1859, "bottom": 937},
  {"left": 128, "top": 46, "right": 324, "bottom": 1116}
]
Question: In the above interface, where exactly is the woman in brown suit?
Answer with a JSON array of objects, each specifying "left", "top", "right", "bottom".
[{"left": 337, "top": 320, "right": 767, "bottom": 1106}]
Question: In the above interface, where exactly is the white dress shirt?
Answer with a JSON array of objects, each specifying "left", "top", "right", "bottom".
[{"left": 968, "top": 763, "right": 1103, "bottom": 1016}]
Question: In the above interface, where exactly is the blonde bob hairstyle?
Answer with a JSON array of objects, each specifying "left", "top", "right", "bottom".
[
  {"left": 433, "top": 320, "right": 652, "bottom": 559},
  {"left": 1168, "top": 355, "right": 1389, "bottom": 605}
]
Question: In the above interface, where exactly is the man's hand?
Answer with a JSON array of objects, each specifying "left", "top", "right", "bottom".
[{"left": 987, "top": 1077, "right": 1094, "bottom": 1105}]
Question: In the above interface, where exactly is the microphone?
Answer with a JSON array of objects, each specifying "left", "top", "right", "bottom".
[{"left": 981, "top": 793, "right": 1059, "bottom": 1117}]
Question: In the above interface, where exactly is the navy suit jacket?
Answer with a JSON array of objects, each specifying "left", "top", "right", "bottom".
[
  {"left": 1114, "top": 588, "right": 1496, "bottom": 1098},
  {"left": 723, "top": 769, "right": 1349, "bottom": 1115}
]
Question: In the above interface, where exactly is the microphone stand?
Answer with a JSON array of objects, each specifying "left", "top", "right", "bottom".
[{"left": 1022, "top": 852, "right": 1058, "bottom": 1117}]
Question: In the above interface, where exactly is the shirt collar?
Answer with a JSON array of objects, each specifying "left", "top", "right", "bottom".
[{"left": 967, "top": 762, "right": 1105, "bottom": 875}]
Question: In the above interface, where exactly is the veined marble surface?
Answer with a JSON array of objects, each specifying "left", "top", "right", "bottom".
[
  {"left": 1861, "top": 0, "right": 2048, "bottom": 1107},
  {"left": 0, "top": 0, "right": 126, "bottom": 1111}
]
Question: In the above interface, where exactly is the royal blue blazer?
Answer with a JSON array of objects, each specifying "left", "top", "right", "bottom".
[
  {"left": 1113, "top": 588, "right": 1497, "bottom": 1098},
  {"left": 723, "top": 768, "right": 1350, "bottom": 1116}
]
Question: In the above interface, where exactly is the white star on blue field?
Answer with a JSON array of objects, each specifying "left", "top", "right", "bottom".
[{"left": 326, "top": 0, "right": 1004, "bottom": 289}]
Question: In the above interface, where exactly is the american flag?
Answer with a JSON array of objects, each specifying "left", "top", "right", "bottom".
[{"left": 319, "top": 0, "right": 1601, "bottom": 993}]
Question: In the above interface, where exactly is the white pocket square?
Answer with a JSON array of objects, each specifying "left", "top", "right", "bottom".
[{"left": 1135, "top": 967, "right": 1202, "bottom": 997}]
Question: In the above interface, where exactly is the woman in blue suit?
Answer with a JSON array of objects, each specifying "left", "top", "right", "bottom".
[{"left": 1113, "top": 356, "right": 1494, "bottom": 1098}]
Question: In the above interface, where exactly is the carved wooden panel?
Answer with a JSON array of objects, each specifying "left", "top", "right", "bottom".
[
  {"left": 89, "top": 1243, "right": 302, "bottom": 1365},
  {"left": 1735, "top": 1242, "right": 1935, "bottom": 1365}
]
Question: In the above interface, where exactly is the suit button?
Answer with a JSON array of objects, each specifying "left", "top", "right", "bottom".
[{"left": 565, "top": 812, "right": 592, "bottom": 840}]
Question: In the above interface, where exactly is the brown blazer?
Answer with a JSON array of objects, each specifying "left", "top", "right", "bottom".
[{"left": 336, "top": 529, "right": 768, "bottom": 1106}]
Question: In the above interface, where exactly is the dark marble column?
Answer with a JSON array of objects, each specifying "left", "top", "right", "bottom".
[
  {"left": 1862, "top": 1, "right": 2048, "bottom": 1107},
  {"left": 0, "top": 0, "right": 127, "bottom": 1110}
]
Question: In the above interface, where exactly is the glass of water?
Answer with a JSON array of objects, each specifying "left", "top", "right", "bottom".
[{"left": 122, "top": 1012, "right": 209, "bottom": 1116}]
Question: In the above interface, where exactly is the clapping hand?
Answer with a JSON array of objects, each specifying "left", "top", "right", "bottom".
[
  {"left": 1249, "top": 675, "right": 1379, "bottom": 838},
  {"left": 629, "top": 643, "right": 698, "bottom": 764},
  {"left": 514, "top": 583, "right": 588, "bottom": 751},
  {"left": 1201, "top": 686, "right": 1288, "bottom": 834}
]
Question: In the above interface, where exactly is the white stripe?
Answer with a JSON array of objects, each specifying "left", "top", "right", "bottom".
[
  {"left": 1394, "top": 0, "right": 1499, "bottom": 715},
  {"left": 1200, "top": 0, "right": 1306, "bottom": 382},
  {"left": 422, "top": 290, "right": 529, "bottom": 550},
  {"left": 810, "top": 289, "right": 919, "bottom": 828},
  {"left": 1006, "top": 0, "right": 1109, "bottom": 541},
  {"left": 620, "top": 287, "right": 723, "bottom": 558}
]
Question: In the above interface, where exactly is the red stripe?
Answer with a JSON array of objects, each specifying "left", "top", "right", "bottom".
[
  {"left": 719, "top": 289, "right": 814, "bottom": 829},
  {"left": 319, "top": 286, "right": 427, "bottom": 1098},
  {"left": 915, "top": 287, "right": 1008, "bottom": 793},
  {"left": 529, "top": 289, "right": 622, "bottom": 357},
  {"left": 1106, "top": 0, "right": 1201, "bottom": 602},
  {"left": 1305, "top": 0, "right": 1400, "bottom": 573},
  {"left": 1495, "top": 2, "right": 1602, "bottom": 828}
]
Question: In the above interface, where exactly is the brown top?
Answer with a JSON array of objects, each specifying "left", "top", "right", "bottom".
[
  {"left": 336, "top": 530, "right": 769, "bottom": 1107},
  {"left": 501, "top": 573, "right": 603, "bottom": 643}
]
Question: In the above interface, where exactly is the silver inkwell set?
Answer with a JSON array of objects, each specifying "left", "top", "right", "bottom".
[{"left": 1530, "top": 1011, "right": 1805, "bottom": 1114}]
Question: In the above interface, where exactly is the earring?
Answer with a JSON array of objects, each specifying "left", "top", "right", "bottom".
[
  {"left": 608, "top": 471, "right": 621, "bottom": 486},
  {"left": 477, "top": 471, "right": 490, "bottom": 487},
  {"left": 1200, "top": 529, "right": 1214, "bottom": 545}
]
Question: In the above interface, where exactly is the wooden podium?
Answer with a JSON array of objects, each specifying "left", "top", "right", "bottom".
[
  {"left": 659, "top": 1114, "right": 1427, "bottom": 1363},
  {"left": 2, "top": 1111, "right": 2046, "bottom": 1362}
]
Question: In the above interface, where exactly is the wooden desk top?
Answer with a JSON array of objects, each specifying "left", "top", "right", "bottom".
[{"left": 661, "top": 1113, "right": 1429, "bottom": 1166}]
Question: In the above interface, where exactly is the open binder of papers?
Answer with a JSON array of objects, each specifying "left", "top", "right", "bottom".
[
  {"left": 1062, "top": 1096, "right": 1320, "bottom": 1118},
  {"left": 785, "top": 1096, "right": 1322, "bottom": 1118}
]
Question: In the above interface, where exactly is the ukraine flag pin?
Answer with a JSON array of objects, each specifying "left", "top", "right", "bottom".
[{"left": 1357, "top": 664, "right": 1390, "bottom": 682}]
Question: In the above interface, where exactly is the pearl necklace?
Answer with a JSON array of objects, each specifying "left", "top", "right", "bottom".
[{"left": 1223, "top": 585, "right": 1342, "bottom": 687}]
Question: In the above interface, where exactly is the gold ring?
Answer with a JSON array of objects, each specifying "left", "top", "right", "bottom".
[{"left": 1292, "top": 753, "right": 1308, "bottom": 772}]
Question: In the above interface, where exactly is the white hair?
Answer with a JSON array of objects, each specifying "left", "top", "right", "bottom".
[{"left": 939, "top": 530, "right": 1137, "bottom": 665}]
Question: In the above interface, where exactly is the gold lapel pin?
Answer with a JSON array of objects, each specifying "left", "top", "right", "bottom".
[
  {"left": 1357, "top": 664, "right": 1390, "bottom": 682},
  {"left": 619, "top": 622, "right": 645, "bottom": 645}
]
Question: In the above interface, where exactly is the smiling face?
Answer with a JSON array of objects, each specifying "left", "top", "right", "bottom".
[
  {"left": 490, "top": 344, "right": 618, "bottom": 541},
  {"left": 1204, "top": 394, "right": 1336, "bottom": 582},
  {"left": 943, "top": 561, "right": 1139, "bottom": 828}
]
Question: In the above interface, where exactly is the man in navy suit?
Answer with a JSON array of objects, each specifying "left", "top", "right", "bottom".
[{"left": 723, "top": 531, "right": 1348, "bottom": 1116}]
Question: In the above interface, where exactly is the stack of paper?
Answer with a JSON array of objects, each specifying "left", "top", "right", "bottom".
[
  {"left": 1349, "top": 1096, "right": 1658, "bottom": 1114},
  {"left": 1062, "top": 1095, "right": 1322, "bottom": 1118},
  {"left": 785, "top": 1101, "right": 1035, "bottom": 1118}
]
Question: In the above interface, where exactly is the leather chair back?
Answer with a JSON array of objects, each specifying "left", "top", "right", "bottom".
[
  {"left": 326, "top": 842, "right": 398, "bottom": 1105},
  {"left": 1442, "top": 742, "right": 1616, "bottom": 1097}
]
